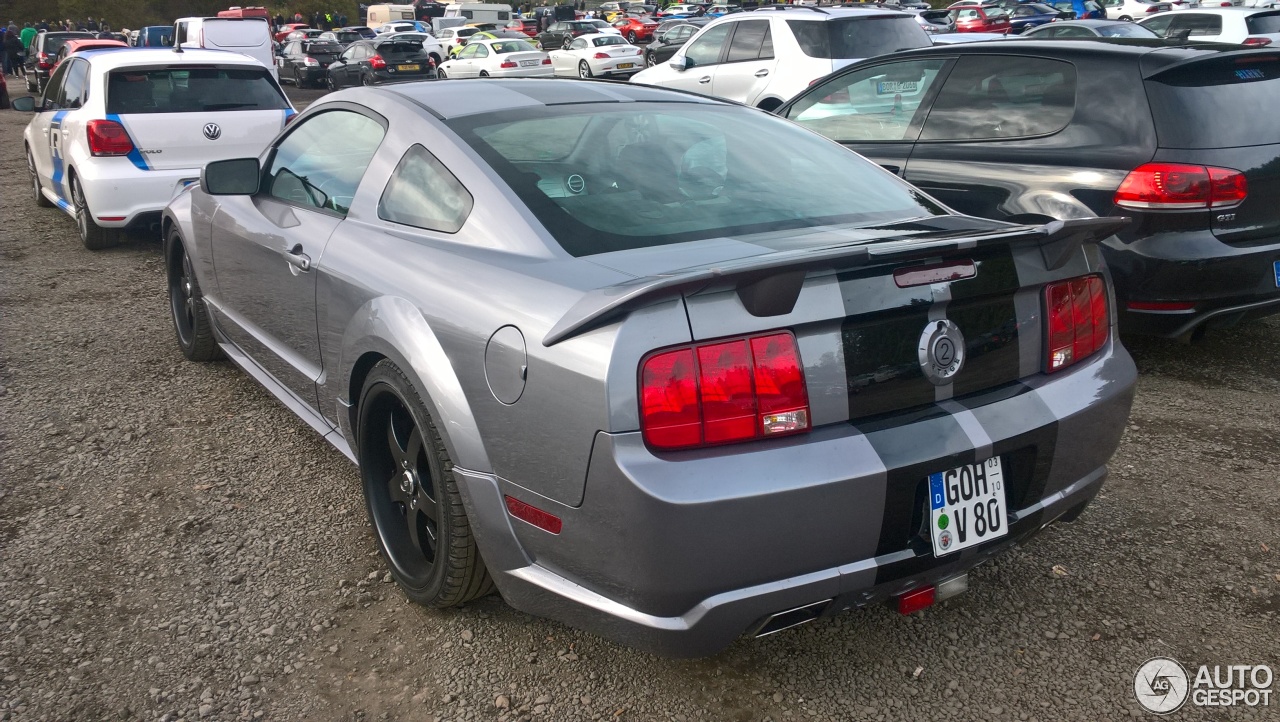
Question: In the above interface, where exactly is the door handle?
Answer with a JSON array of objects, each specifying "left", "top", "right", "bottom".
[
  {"left": 285, "top": 244, "right": 311, "bottom": 272},
  {"left": 754, "top": 69, "right": 769, "bottom": 77},
  {"left": 698, "top": 75, "right": 711, "bottom": 84}
]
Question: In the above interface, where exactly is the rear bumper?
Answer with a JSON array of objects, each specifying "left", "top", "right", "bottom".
[
  {"left": 1103, "top": 231, "right": 1280, "bottom": 336},
  {"left": 74, "top": 162, "right": 201, "bottom": 229},
  {"left": 489, "top": 66, "right": 556, "bottom": 78},
  {"left": 457, "top": 343, "right": 1136, "bottom": 657}
]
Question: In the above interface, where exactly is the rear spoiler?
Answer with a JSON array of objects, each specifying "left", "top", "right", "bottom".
[{"left": 542, "top": 217, "right": 1127, "bottom": 347}]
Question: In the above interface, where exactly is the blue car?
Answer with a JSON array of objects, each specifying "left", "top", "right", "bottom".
[{"left": 1008, "top": 2, "right": 1066, "bottom": 32}]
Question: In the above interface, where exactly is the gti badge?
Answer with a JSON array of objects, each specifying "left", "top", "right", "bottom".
[
  {"left": 203, "top": 123, "right": 222, "bottom": 141},
  {"left": 918, "top": 320, "right": 965, "bottom": 386}
]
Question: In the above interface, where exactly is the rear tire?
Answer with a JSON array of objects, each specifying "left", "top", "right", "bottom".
[
  {"left": 27, "top": 147, "right": 53, "bottom": 208},
  {"left": 645, "top": 51, "right": 656, "bottom": 67},
  {"left": 579, "top": 60, "right": 592, "bottom": 79},
  {"left": 1119, "top": 15, "right": 1132, "bottom": 20},
  {"left": 294, "top": 67, "right": 306, "bottom": 88},
  {"left": 627, "top": 30, "right": 637, "bottom": 43},
  {"left": 357, "top": 361, "right": 495, "bottom": 608},
  {"left": 361, "top": 72, "right": 374, "bottom": 86},
  {"left": 70, "top": 175, "right": 119, "bottom": 250},
  {"left": 479, "top": 70, "right": 490, "bottom": 77},
  {"left": 166, "top": 229, "right": 221, "bottom": 362}
]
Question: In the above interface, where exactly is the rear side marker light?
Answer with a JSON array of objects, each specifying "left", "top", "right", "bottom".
[
  {"left": 1114, "top": 163, "right": 1247, "bottom": 210},
  {"left": 1044, "top": 275, "right": 1108, "bottom": 373},
  {"left": 1127, "top": 301, "right": 1195, "bottom": 313},
  {"left": 542, "top": 57, "right": 552, "bottom": 65},
  {"left": 504, "top": 495, "right": 562, "bottom": 535},
  {"left": 896, "top": 586, "right": 936, "bottom": 615},
  {"left": 86, "top": 119, "right": 135, "bottom": 157},
  {"left": 97, "top": 216, "right": 126, "bottom": 222},
  {"left": 640, "top": 331, "right": 810, "bottom": 450}
]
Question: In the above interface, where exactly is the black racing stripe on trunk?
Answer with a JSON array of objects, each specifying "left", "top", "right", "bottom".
[
  {"left": 948, "top": 247, "right": 1022, "bottom": 397},
  {"left": 842, "top": 308, "right": 935, "bottom": 419}
]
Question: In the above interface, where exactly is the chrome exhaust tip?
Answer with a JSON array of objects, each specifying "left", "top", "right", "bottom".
[{"left": 751, "top": 599, "right": 833, "bottom": 638}]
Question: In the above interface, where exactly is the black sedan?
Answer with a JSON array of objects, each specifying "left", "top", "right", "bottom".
[
  {"left": 537, "top": 20, "right": 600, "bottom": 50},
  {"left": 1007, "top": 3, "right": 1067, "bottom": 33},
  {"left": 643, "top": 20, "right": 711, "bottom": 67},
  {"left": 279, "top": 39, "right": 344, "bottom": 88},
  {"left": 326, "top": 36, "right": 437, "bottom": 89},
  {"left": 1022, "top": 19, "right": 1160, "bottom": 38},
  {"left": 776, "top": 40, "right": 1280, "bottom": 339}
]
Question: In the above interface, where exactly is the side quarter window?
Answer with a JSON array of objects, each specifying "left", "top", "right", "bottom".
[
  {"left": 60, "top": 59, "right": 89, "bottom": 109},
  {"left": 786, "top": 58, "right": 950, "bottom": 143},
  {"left": 920, "top": 55, "right": 1077, "bottom": 141},
  {"left": 265, "top": 110, "right": 386, "bottom": 215},
  {"left": 378, "top": 145, "right": 474, "bottom": 234}
]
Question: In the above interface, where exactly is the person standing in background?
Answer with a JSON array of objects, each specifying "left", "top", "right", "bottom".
[
  {"left": 20, "top": 22, "right": 36, "bottom": 57},
  {"left": 1, "top": 27, "right": 12, "bottom": 77}
]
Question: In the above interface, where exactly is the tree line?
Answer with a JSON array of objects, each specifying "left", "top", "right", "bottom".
[{"left": 3, "top": 1, "right": 362, "bottom": 29}]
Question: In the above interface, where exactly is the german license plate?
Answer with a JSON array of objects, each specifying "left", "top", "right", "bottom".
[
  {"left": 928, "top": 458, "right": 1008, "bottom": 556},
  {"left": 1273, "top": 260, "right": 1279, "bottom": 287},
  {"left": 617, "top": 62, "right": 635, "bottom": 69},
  {"left": 397, "top": 64, "right": 420, "bottom": 72},
  {"left": 877, "top": 80, "right": 917, "bottom": 95},
  {"left": 520, "top": 59, "right": 539, "bottom": 66}
]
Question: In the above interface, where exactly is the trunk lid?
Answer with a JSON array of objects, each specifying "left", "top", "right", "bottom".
[
  {"left": 106, "top": 65, "right": 291, "bottom": 171},
  {"left": 1143, "top": 50, "right": 1280, "bottom": 244},
  {"left": 570, "top": 217, "right": 1123, "bottom": 424}
]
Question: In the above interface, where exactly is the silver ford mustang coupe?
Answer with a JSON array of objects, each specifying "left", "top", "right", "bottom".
[{"left": 162, "top": 79, "right": 1136, "bottom": 657}]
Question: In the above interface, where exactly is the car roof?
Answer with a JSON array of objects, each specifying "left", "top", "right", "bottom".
[
  {"left": 898, "top": 37, "right": 1276, "bottom": 74},
  {"left": 1156, "top": 6, "right": 1278, "bottom": 14},
  {"left": 1046, "top": 19, "right": 1133, "bottom": 27},
  {"left": 384, "top": 77, "right": 722, "bottom": 120},
  {"left": 73, "top": 47, "right": 268, "bottom": 70},
  {"left": 749, "top": 7, "right": 911, "bottom": 19}
]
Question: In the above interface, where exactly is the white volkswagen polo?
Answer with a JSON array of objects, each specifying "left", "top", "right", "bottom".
[{"left": 20, "top": 48, "right": 296, "bottom": 249}]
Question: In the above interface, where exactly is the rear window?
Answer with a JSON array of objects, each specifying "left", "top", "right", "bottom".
[
  {"left": 333, "top": 32, "right": 363, "bottom": 43},
  {"left": 305, "top": 42, "right": 342, "bottom": 53},
  {"left": 787, "top": 17, "right": 930, "bottom": 60},
  {"left": 377, "top": 40, "right": 425, "bottom": 55},
  {"left": 106, "top": 67, "right": 289, "bottom": 115},
  {"left": 1246, "top": 12, "right": 1280, "bottom": 34},
  {"left": 202, "top": 20, "right": 268, "bottom": 48},
  {"left": 43, "top": 34, "right": 95, "bottom": 54},
  {"left": 1098, "top": 23, "right": 1157, "bottom": 38},
  {"left": 1145, "top": 55, "right": 1280, "bottom": 149},
  {"left": 492, "top": 40, "right": 539, "bottom": 53},
  {"left": 447, "top": 104, "right": 944, "bottom": 257}
]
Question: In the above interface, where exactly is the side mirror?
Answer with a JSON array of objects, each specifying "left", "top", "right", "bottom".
[
  {"left": 671, "top": 54, "right": 691, "bottom": 71},
  {"left": 202, "top": 158, "right": 261, "bottom": 196},
  {"left": 10, "top": 96, "right": 36, "bottom": 112}
]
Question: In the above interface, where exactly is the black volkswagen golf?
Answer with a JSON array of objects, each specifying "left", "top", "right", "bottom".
[{"left": 778, "top": 40, "right": 1280, "bottom": 339}]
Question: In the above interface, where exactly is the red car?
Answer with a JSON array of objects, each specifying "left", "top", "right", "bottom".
[
  {"left": 611, "top": 15, "right": 659, "bottom": 43},
  {"left": 506, "top": 18, "right": 540, "bottom": 38},
  {"left": 56, "top": 38, "right": 128, "bottom": 64},
  {"left": 274, "top": 23, "right": 310, "bottom": 42},
  {"left": 949, "top": 4, "right": 1012, "bottom": 33}
]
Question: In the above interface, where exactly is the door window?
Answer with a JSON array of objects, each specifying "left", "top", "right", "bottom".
[
  {"left": 60, "top": 59, "right": 89, "bottom": 109},
  {"left": 920, "top": 56, "right": 1077, "bottom": 141},
  {"left": 786, "top": 58, "right": 948, "bottom": 142},
  {"left": 1170, "top": 14, "right": 1222, "bottom": 36},
  {"left": 683, "top": 23, "right": 731, "bottom": 67},
  {"left": 570, "top": 38, "right": 587, "bottom": 50},
  {"left": 725, "top": 20, "right": 770, "bottom": 63},
  {"left": 379, "top": 145, "right": 474, "bottom": 234},
  {"left": 40, "top": 62, "right": 71, "bottom": 110},
  {"left": 265, "top": 110, "right": 386, "bottom": 215},
  {"left": 474, "top": 45, "right": 490, "bottom": 59}
]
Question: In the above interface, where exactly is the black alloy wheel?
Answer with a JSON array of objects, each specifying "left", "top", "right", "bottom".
[
  {"left": 166, "top": 231, "right": 220, "bottom": 362},
  {"left": 294, "top": 67, "right": 305, "bottom": 88},
  {"left": 361, "top": 71, "right": 374, "bottom": 86},
  {"left": 357, "top": 361, "right": 494, "bottom": 607},
  {"left": 27, "top": 147, "right": 52, "bottom": 208}
]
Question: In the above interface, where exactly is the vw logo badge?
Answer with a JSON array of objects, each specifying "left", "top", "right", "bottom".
[
  {"left": 203, "top": 123, "right": 222, "bottom": 141},
  {"left": 918, "top": 320, "right": 965, "bottom": 386}
]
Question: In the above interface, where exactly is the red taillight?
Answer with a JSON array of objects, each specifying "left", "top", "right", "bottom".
[
  {"left": 1243, "top": 37, "right": 1273, "bottom": 47},
  {"left": 504, "top": 495, "right": 562, "bottom": 534},
  {"left": 37, "top": 52, "right": 52, "bottom": 69},
  {"left": 640, "top": 332, "right": 810, "bottom": 450},
  {"left": 593, "top": 52, "right": 610, "bottom": 59},
  {"left": 86, "top": 119, "right": 135, "bottom": 157},
  {"left": 500, "top": 60, "right": 518, "bottom": 68},
  {"left": 1114, "top": 163, "right": 1247, "bottom": 210},
  {"left": 542, "top": 57, "right": 552, "bottom": 64},
  {"left": 368, "top": 54, "right": 386, "bottom": 69},
  {"left": 1044, "top": 276, "right": 1108, "bottom": 373},
  {"left": 1145, "top": 5, "right": 1160, "bottom": 11}
]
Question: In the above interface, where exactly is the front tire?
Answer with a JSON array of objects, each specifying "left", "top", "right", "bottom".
[
  {"left": 579, "top": 60, "right": 593, "bottom": 79},
  {"left": 70, "top": 175, "right": 119, "bottom": 250},
  {"left": 27, "top": 147, "right": 53, "bottom": 208},
  {"left": 357, "top": 361, "right": 494, "bottom": 608},
  {"left": 645, "top": 51, "right": 656, "bottom": 67},
  {"left": 166, "top": 230, "right": 221, "bottom": 362},
  {"left": 1118, "top": 15, "right": 1132, "bottom": 21},
  {"left": 325, "top": 72, "right": 337, "bottom": 91}
]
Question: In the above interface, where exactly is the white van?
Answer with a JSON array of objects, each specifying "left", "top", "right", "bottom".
[
  {"left": 367, "top": 4, "right": 418, "bottom": 27},
  {"left": 443, "top": 3, "right": 514, "bottom": 23},
  {"left": 173, "top": 17, "right": 276, "bottom": 79}
]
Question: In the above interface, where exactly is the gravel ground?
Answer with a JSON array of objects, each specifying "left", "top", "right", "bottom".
[{"left": 1, "top": 76, "right": 1277, "bottom": 722}]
